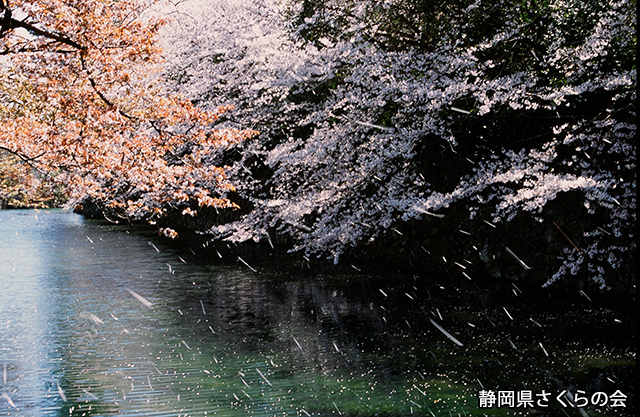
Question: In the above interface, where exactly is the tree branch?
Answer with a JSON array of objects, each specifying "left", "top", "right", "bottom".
[
  {"left": 0, "top": 145, "right": 46, "bottom": 173},
  {"left": 1, "top": 10, "right": 84, "bottom": 51}
]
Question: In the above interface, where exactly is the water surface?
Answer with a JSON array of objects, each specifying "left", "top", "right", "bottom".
[{"left": 0, "top": 209, "right": 635, "bottom": 416}]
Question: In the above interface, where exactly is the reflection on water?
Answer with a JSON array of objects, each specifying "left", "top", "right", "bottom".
[{"left": 0, "top": 209, "right": 635, "bottom": 416}]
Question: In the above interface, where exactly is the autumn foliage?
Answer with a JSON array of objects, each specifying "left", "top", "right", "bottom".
[{"left": 0, "top": 0, "right": 256, "bottom": 231}]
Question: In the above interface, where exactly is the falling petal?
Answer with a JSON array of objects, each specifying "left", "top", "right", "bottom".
[
  {"left": 256, "top": 368, "right": 272, "bottom": 386},
  {"left": 1, "top": 392, "right": 17, "bottom": 409},
  {"left": 125, "top": 288, "right": 153, "bottom": 308},
  {"left": 57, "top": 383, "right": 67, "bottom": 402},
  {"left": 81, "top": 389, "right": 98, "bottom": 400},
  {"left": 451, "top": 106, "right": 471, "bottom": 114},
  {"left": 409, "top": 399, "right": 422, "bottom": 408},
  {"left": 539, "top": 342, "right": 549, "bottom": 357},
  {"left": 429, "top": 318, "right": 463, "bottom": 346},
  {"left": 579, "top": 290, "right": 593, "bottom": 302},
  {"left": 292, "top": 336, "right": 304, "bottom": 353},
  {"left": 413, "top": 206, "right": 445, "bottom": 218},
  {"left": 354, "top": 119, "right": 394, "bottom": 132},
  {"left": 505, "top": 247, "right": 531, "bottom": 270},
  {"left": 237, "top": 256, "right": 257, "bottom": 272},
  {"left": 89, "top": 313, "right": 104, "bottom": 325}
]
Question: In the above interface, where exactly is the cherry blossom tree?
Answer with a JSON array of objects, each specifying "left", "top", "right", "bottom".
[
  {"left": 158, "top": 0, "right": 635, "bottom": 291},
  {"left": 0, "top": 0, "right": 256, "bottom": 229}
]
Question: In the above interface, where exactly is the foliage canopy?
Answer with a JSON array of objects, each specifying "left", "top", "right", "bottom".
[
  {"left": 159, "top": 0, "right": 635, "bottom": 291},
  {"left": 0, "top": 0, "right": 255, "bottom": 225}
]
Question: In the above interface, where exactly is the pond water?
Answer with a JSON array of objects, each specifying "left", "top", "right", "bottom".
[{"left": 0, "top": 209, "right": 635, "bottom": 416}]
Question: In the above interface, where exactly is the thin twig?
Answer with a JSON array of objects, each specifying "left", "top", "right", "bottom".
[{"left": 552, "top": 220, "right": 583, "bottom": 254}]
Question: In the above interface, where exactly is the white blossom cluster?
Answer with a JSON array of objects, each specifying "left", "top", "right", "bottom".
[{"left": 155, "top": 0, "right": 635, "bottom": 288}]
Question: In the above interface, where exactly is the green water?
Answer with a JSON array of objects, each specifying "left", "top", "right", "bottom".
[{"left": 0, "top": 209, "right": 635, "bottom": 416}]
